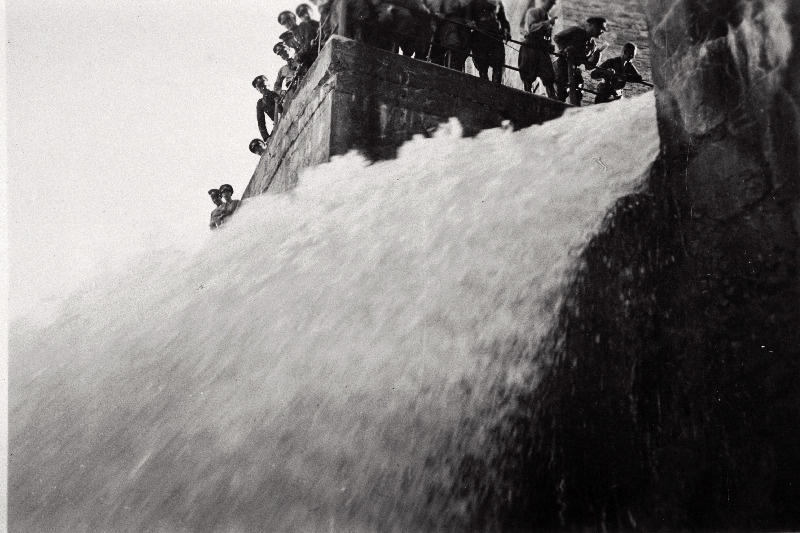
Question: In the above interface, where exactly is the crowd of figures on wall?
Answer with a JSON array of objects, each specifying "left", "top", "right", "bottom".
[
  {"left": 249, "top": 0, "right": 649, "bottom": 144},
  {"left": 212, "top": 0, "right": 649, "bottom": 230}
]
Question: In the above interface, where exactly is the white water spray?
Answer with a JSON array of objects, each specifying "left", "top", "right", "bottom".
[{"left": 11, "top": 94, "right": 658, "bottom": 532}]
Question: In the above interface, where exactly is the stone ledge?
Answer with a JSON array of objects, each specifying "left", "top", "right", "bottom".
[{"left": 243, "top": 37, "right": 569, "bottom": 198}]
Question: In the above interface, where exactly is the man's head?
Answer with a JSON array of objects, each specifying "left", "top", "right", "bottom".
[
  {"left": 252, "top": 75, "right": 269, "bottom": 95},
  {"left": 219, "top": 184, "right": 234, "bottom": 201},
  {"left": 278, "top": 10, "right": 297, "bottom": 29},
  {"left": 208, "top": 188, "right": 222, "bottom": 206},
  {"left": 279, "top": 30, "right": 300, "bottom": 50},
  {"left": 273, "top": 42, "right": 291, "bottom": 61},
  {"left": 586, "top": 16, "right": 608, "bottom": 38},
  {"left": 622, "top": 42, "right": 637, "bottom": 62},
  {"left": 296, "top": 4, "right": 313, "bottom": 21},
  {"left": 249, "top": 139, "right": 266, "bottom": 156}
]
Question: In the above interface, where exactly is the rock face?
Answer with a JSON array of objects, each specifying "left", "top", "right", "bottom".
[
  {"left": 459, "top": 1, "right": 799, "bottom": 530},
  {"left": 635, "top": 1, "right": 800, "bottom": 524}
]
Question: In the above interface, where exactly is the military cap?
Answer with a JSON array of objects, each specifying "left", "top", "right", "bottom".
[
  {"left": 208, "top": 188, "right": 220, "bottom": 196},
  {"left": 296, "top": 3, "right": 312, "bottom": 17},
  {"left": 252, "top": 75, "right": 267, "bottom": 88},
  {"left": 273, "top": 42, "right": 286, "bottom": 54},
  {"left": 279, "top": 30, "right": 295, "bottom": 42},
  {"left": 249, "top": 139, "right": 265, "bottom": 152},
  {"left": 219, "top": 184, "right": 234, "bottom": 194},
  {"left": 278, "top": 10, "right": 296, "bottom": 24}
]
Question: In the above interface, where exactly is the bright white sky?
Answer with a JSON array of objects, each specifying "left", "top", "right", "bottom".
[
  {"left": 6, "top": 0, "right": 298, "bottom": 317},
  {"left": 5, "top": 0, "right": 542, "bottom": 320}
]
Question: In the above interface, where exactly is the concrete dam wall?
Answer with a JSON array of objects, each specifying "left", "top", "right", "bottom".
[{"left": 242, "top": 36, "right": 569, "bottom": 198}]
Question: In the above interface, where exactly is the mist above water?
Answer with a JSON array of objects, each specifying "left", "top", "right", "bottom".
[{"left": 11, "top": 93, "right": 658, "bottom": 532}]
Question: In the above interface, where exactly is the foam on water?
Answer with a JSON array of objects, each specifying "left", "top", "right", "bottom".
[{"left": 10, "top": 94, "right": 659, "bottom": 532}]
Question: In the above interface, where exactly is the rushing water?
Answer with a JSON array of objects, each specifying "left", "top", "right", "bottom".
[{"left": 10, "top": 93, "right": 658, "bottom": 532}]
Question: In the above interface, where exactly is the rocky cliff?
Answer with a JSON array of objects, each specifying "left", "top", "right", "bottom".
[{"left": 459, "top": 1, "right": 800, "bottom": 530}]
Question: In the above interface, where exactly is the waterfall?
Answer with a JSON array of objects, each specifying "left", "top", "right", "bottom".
[{"left": 10, "top": 93, "right": 658, "bottom": 532}]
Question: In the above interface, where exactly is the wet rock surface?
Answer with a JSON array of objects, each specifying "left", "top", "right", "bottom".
[{"left": 462, "top": 0, "right": 800, "bottom": 530}]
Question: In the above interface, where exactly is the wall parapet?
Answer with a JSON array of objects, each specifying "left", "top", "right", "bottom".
[{"left": 243, "top": 36, "right": 569, "bottom": 198}]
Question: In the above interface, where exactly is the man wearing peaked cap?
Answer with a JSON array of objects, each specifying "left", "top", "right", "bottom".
[
  {"left": 296, "top": 4, "right": 317, "bottom": 23},
  {"left": 280, "top": 7, "right": 318, "bottom": 68},
  {"left": 279, "top": 30, "right": 302, "bottom": 52},
  {"left": 296, "top": 4, "right": 321, "bottom": 53},
  {"left": 278, "top": 10, "right": 297, "bottom": 26},
  {"left": 552, "top": 15, "right": 609, "bottom": 104},
  {"left": 252, "top": 75, "right": 279, "bottom": 141}
]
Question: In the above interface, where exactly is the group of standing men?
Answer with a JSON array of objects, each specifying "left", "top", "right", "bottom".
[
  {"left": 248, "top": 0, "right": 519, "bottom": 153},
  {"left": 250, "top": 4, "right": 321, "bottom": 151},
  {"left": 213, "top": 4, "right": 319, "bottom": 231},
  {"left": 230, "top": 0, "right": 643, "bottom": 228},
  {"left": 294, "top": 0, "right": 644, "bottom": 104},
  {"left": 519, "top": 0, "right": 643, "bottom": 104},
  {"left": 228, "top": 0, "right": 645, "bottom": 228},
  {"left": 247, "top": 0, "right": 646, "bottom": 157},
  {"left": 308, "top": 0, "right": 514, "bottom": 83}
]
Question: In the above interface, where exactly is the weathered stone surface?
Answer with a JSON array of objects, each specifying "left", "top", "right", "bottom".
[
  {"left": 242, "top": 48, "right": 338, "bottom": 198},
  {"left": 462, "top": 1, "right": 800, "bottom": 530},
  {"left": 244, "top": 37, "right": 568, "bottom": 197},
  {"left": 685, "top": 139, "right": 768, "bottom": 220}
]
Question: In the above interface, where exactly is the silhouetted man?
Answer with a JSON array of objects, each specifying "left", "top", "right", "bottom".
[
  {"left": 392, "top": 0, "right": 433, "bottom": 59},
  {"left": 328, "top": 0, "right": 374, "bottom": 41},
  {"left": 252, "top": 75, "right": 278, "bottom": 141},
  {"left": 431, "top": 0, "right": 475, "bottom": 72},
  {"left": 296, "top": 4, "right": 321, "bottom": 45},
  {"left": 590, "top": 42, "right": 643, "bottom": 104},
  {"left": 553, "top": 16, "right": 608, "bottom": 105},
  {"left": 470, "top": 0, "right": 510, "bottom": 83},
  {"left": 518, "top": 0, "right": 557, "bottom": 96}
]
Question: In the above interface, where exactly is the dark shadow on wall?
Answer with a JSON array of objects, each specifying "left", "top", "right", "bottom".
[
  {"left": 452, "top": 152, "right": 800, "bottom": 531},
  {"left": 447, "top": 1, "right": 800, "bottom": 529}
]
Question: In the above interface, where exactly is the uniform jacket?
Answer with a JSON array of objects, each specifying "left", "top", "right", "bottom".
[
  {"left": 553, "top": 25, "right": 602, "bottom": 68},
  {"left": 223, "top": 199, "right": 240, "bottom": 217},
  {"left": 274, "top": 61, "right": 299, "bottom": 92},
  {"left": 257, "top": 92, "right": 278, "bottom": 140},
  {"left": 591, "top": 56, "right": 643, "bottom": 88},
  {"left": 209, "top": 205, "right": 227, "bottom": 229},
  {"left": 521, "top": 6, "right": 553, "bottom": 46}
]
